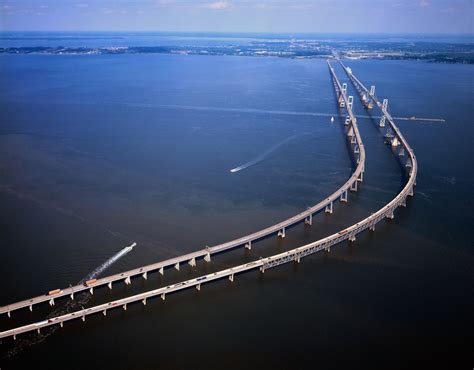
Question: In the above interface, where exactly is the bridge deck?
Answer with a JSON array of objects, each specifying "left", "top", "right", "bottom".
[{"left": 0, "top": 63, "right": 366, "bottom": 318}]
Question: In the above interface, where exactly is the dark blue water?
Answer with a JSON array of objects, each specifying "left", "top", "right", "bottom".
[{"left": 0, "top": 34, "right": 472, "bottom": 369}]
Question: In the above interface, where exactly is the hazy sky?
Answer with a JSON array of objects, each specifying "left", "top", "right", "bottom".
[{"left": 0, "top": 0, "right": 473, "bottom": 33}]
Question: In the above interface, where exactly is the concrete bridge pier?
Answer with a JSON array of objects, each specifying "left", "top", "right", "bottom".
[
  {"left": 29, "top": 305, "right": 33, "bottom": 312},
  {"left": 37, "top": 328, "right": 41, "bottom": 334},
  {"left": 350, "top": 180, "right": 358, "bottom": 192},
  {"left": 401, "top": 197, "right": 407, "bottom": 207},
  {"left": 7, "top": 311, "right": 10, "bottom": 318},
  {"left": 278, "top": 227, "right": 286, "bottom": 238},
  {"left": 108, "top": 282, "right": 112, "bottom": 290},
  {"left": 349, "top": 235, "right": 356, "bottom": 242},
  {"left": 196, "top": 284, "right": 201, "bottom": 291},
  {"left": 345, "top": 116, "right": 350, "bottom": 125},
  {"left": 89, "top": 287, "right": 94, "bottom": 295},
  {"left": 124, "top": 276, "right": 131, "bottom": 285},
  {"left": 161, "top": 293, "right": 166, "bottom": 301},
  {"left": 325, "top": 202, "right": 333, "bottom": 214},
  {"left": 386, "top": 210, "right": 395, "bottom": 219},
  {"left": 60, "top": 321, "right": 63, "bottom": 328},
  {"left": 142, "top": 271, "right": 148, "bottom": 280},
  {"left": 245, "top": 241, "right": 252, "bottom": 250},
  {"left": 188, "top": 258, "right": 196, "bottom": 267},
  {"left": 49, "top": 299, "right": 55, "bottom": 307},
  {"left": 81, "top": 315, "right": 85, "bottom": 322},
  {"left": 369, "top": 224, "right": 376, "bottom": 232},
  {"left": 348, "top": 95, "right": 354, "bottom": 109},
  {"left": 305, "top": 213, "right": 313, "bottom": 226},
  {"left": 340, "top": 190, "right": 348, "bottom": 202},
  {"left": 358, "top": 171, "right": 364, "bottom": 182},
  {"left": 354, "top": 145, "right": 360, "bottom": 154},
  {"left": 174, "top": 262, "right": 180, "bottom": 271},
  {"left": 229, "top": 274, "right": 234, "bottom": 282},
  {"left": 295, "top": 255, "right": 301, "bottom": 263},
  {"left": 204, "top": 252, "right": 211, "bottom": 262},
  {"left": 159, "top": 267, "right": 164, "bottom": 275},
  {"left": 103, "top": 310, "right": 107, "bottom": 316},
  {"left": 70, "top": 292, "right": 74, "bottom": 300},
  {"left": 351, "top": 136, "right": 357, "bottom": 144}
]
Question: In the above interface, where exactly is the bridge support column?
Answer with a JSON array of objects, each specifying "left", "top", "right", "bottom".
[
  {"left": 124, "top": 276, "right": 131, "bottom": 285},
  {"left": 325, "top": 202, "right": 333, "bottom": 214},
  {"left": 174, "top": 262, "right": 180, "bottom": 271},
  {"left": 408, "top": 186, "right": 414, "bottom": 197},
  {"left": 244, "top": 241, "right": 252, "bottom": 250},
  {"left": 349, "top": 235, "right": 356, "bottom": 242},
  {"left": 354, "top": 145, "right": 359, "bottom": 154},
  {"left": 340, "top": 190, "right": 348, "bottom": 202},
  {"left": 49, "top": 299, "right": 55, "bottom": 307},
  {"left": 159, "top": 267, "right": 164, "bottom": 275},
  {"left": 348, "top": 95, "right": 354, "bottom": 110},
  {"left": 196, "top": 284, "right": 201, "bottom": 291},
  {"left": 369, "top": 224, "right": 375, "bottom": 232},
  {"left": 89, "top": 287, "right": 94, "bottom": 295},
  {"left": 161, "top": 293, "right": 166, "bottom": 301},
  {"left": 188, "top": 257, "right": 196, "bottom": 267},
  {"left": 370, "top": 85, "right": 375, "bottom": 96},
  {"left": 399, "top": 148, "right": 405, "bottom": 156},
  {"left": 123, "top": 304, "right": 127, "bottom": 311},
  {"left": 142, "top": 271, "right": 147, "bottom": 280},
  {"left": 229, "top": 274, "right": 234, "bottom": 282},
  {"left": 142, "top": 298, "right": 147, "bottom": 306},
  {"left": 379, "top": 116, "right": 386, "bottom": 127},
  {"left": 204, "top": 252, "right": 211, "bottom": 262},
  {"left": 7, "top": 311, "right": 10, "bottom": 318},
  {"left": 70, "top": 292, "right": 74, "bottom": 300},
  {"left": 29, "top": 305, "right": 33, "bottom": 312},
  {"left": 60, "top": 321, "right": 63, "bottom": 328},
  {"left": 347, "top": 126, "right": 354, "bottom": 137},
  {"left": 259, "top": 266, "right": 265, "bottom": 273},
  {"left": 304, "top": 214, "right": 313, "bottom": 226},
  {"left": 13, "top": 334, "right": 16, "bottom": 340},
  {"left": 103, "top": 310, "right": 107, "bottom": 316},
  {"left": 82, "top": 316, "right": 85, "bottom": 322},
  {"left": 295, "top": 256, "right": 301, "bottom": 263},
  {"left": 37, "top": 328, "right": 41, "bottom": 334},
  {"left": 350, "top": 180, "right": 358, "bottom": 192},
  {"left": 401, "top": 197, "right": 407, "bottom": 207},
  {"left": 108, "top": 282, "right": 112, "bottom": 290},
  {"left": 351, "top": 136, "right": 356, "bottom": 144},
  {"left": 278, "top": 228, "right": 286, "bottom": 238},
  {"left": 345, "top": 116, "right": 350, "bottom": 126},
  {"left": 358, "top": 171, "right": 363, "bottom": 182},
  {"left": 386, "top": 211, "right": 394, "bottom": 220}
]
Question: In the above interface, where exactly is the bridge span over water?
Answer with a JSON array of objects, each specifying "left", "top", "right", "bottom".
[
  {"left": 0, "top": 63, "right": 365, "bottom": 319},
  {"left": 0, "top": 61, "right": 416, "bottom": 340}
]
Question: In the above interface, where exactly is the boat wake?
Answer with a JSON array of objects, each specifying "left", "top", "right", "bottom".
[
  {"left": 230, "top": 133, "right": 307, "bottom": 173},
  {"left": 2, "top": 242, "right": 136, "bottom": 359}
]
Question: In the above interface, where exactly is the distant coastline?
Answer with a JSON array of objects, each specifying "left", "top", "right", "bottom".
[{"left": 0, "top": 32, "right": 473, "bottom": 64}]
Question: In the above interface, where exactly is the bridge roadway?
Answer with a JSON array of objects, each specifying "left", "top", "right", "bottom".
[
  {"left": 0, "top": 62, "right": 365, "bottom": 319},
  {"left": 338, "top": 60, "right": 417, "bottom": 170},
  {"left": 0, "top": 61, "right": 416, "bottom": 341}
]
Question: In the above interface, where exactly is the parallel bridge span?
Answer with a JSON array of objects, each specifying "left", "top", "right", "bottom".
[
  {"left": 0, "top": 61, "right": 365, "bottom": 319},
  {"left": 0, "top": 61, "right": 417, "bottom": 340}
]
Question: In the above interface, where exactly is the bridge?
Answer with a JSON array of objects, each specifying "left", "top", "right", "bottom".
[
  {"left": 0, "top": 64, "right": 365, "bottom": 320},
  {"left": 0, "top": 61, "right": 416, "bottom": 340}
]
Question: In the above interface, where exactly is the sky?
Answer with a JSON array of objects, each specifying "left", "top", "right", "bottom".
[{"left": 0, "top": 0, "right": 473, "bottom": 34}]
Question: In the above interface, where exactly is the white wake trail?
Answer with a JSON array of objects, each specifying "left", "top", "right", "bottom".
[{"left": 230, "top": 133, "right": 307, "bottom": 173}]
